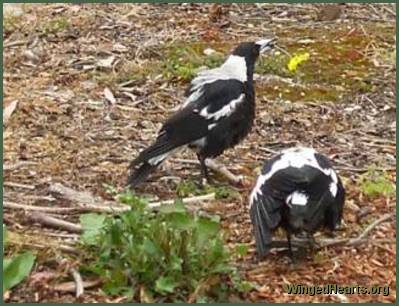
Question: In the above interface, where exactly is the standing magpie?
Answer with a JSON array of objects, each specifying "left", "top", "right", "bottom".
[
  {"left": 128, "top": 38, "right": 276, "bottom": 187},
  {"left": 249, "top": 147, "right": 345, "bottom": 259}
]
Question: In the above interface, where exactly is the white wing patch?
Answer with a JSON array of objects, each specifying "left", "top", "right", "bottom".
[
  {"left": 208, "top": 123, "right": 217, "bottom": 130},
  {"left": 286, "top": 191, "right": 308, "bottom": 206},
  {"left": 329, "top": 182, "right": 338, "bottom": 197},
  {"left": 249, "top": 147, "right": 338, "bottom": 207},
  {"left": 200, "top": 94, "right": 245, "bottom": 121},
  {"left": 148, "top": 152, "right": 169, "bottom": 166}
]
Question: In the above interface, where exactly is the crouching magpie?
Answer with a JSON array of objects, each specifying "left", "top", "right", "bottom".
[
  {"left": 128, "top": 38, "right": 276, "bottom": 188},
  {"left": 249, "top": 147, "right": 345, "bottom": 259}
]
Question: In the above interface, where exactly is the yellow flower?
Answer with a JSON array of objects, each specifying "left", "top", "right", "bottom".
[{"left": 287, "top": 52, "right": 310, "bottom": 72}]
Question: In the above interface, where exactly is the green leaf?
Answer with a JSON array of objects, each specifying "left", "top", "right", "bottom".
[
  {"left": 167, "top": 212, "right": 194, "bottom": 231},
  {"left": 155, "top": 276, "right": 178, "bottom": 293},
  {"left": 3, "top": 224, "right": 7, "bottom": 251},
  {"left": 235, "top": 244, "right": 249, "bottom": 257},
  {"left": 196, "top": 217, "right": 220, "bottom": 246},
  {"left": 80, "top": 213, "right": 106, "bottom": 245},
  {"left": 142, "top": 238, "right": 162, "bottom": 257},
  {"left": 159, "top": 200, "right": 186, "bottom": 214},
  {"left": 117, "top": 191, "right": 136, "bottom": 205},
  {"left": 3, "top": 252, "right": 35, "bottom": 292}
]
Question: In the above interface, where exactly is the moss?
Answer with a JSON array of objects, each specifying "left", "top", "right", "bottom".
[
  {"left": 3, "top": 14, "right": 23, "bottom": 35},
  {"left": 42, "top": 17, "right": 70, "bottom": 34},
  {"left": 162, "top": 42, "right": 229, "bottom": 81}
]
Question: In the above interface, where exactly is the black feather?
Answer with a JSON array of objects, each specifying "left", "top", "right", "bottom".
[
  {"left": 249, "top": 148, "right": 345, "bottom": 259},
  {"left": 127, "top": 162, "right": 158, "bottom": 188}
]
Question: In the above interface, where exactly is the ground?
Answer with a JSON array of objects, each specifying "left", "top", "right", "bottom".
[{"left": 3, "top": 3, "right": 396, "bottom": 303}]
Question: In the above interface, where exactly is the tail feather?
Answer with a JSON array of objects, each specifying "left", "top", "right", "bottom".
[
  {"left": 130, "top": 134, "right": 177, "bottom": 167},
  {"left": 127, "top": 162, "right": 157, "bottom": 188}
]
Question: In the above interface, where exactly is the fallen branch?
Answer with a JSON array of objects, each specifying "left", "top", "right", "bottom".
[
  {"left": 4, "top": 201, "right": 80, "bottom": 213},
  {"left": 148, "top": 193, "right": 215, "bottom": 210},
  {"left": 29, "top": 212, "right": 82, "bottom": 233},
  {"left": 341, "top": 213, "right": 395, "bottom": 247},
  {"left": 205, "top": 159, "right": 243, "bottom": 185},
  {"left": 171, "top": 158, "right": 243, "bottom": 185},
  {"left": 49, "top": 183, "right": 130, "bottom": 213},
  {"left": 49, "top": 183, "right": 215, "bottom": 213}
]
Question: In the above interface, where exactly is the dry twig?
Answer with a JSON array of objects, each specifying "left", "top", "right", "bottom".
[{"left": 29, "top": 212, "right": 83, "bottom": 233}]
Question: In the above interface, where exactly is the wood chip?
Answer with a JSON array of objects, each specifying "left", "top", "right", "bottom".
[
  {"left": 103, "top": 87, "right": 116, "bottom": 105},
  {"left": 3, "top": 100, "right": 18, "bottom": 125}
]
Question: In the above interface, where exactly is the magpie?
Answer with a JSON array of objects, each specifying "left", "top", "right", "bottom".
[
  {"left": 249, "top": 147, "right": 345, "bottom": 259},
  {"left": 128, "top": 38, "right": 276, "bottom": 187}
]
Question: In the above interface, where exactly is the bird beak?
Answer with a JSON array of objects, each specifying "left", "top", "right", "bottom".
[{"left": 256, "top": 38, "right": 277, "bottom": 54}]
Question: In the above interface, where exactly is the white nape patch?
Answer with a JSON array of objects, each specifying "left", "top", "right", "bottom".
[
  {"left": 200, "top": 94, "right": 245, "bottom": 121},
  {"left": 181, "top": 55, "right": 247, "bottom": 108},
  {"left": 191, "top": 55, "right": 247, "bottom": 90},
  {"left": 219, "top": 55, "right": 247, "bottom": 82},
  {"left": 208, "top": 123, "right": 217, "bottom": 130},
  {"left": 286, "top": 191, "right": 308, "bottom": 206},
  {"left": 249, "top": 147, "right": 337, "bottom": 207},
  {"left": 329, "top": 182, "right": 338, "bottom": 197},
  {"left": 148, "top": 152, "right": 169, "bottom": 166}
]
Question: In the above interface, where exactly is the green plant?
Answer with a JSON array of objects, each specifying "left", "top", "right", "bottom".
[
  {"left": 80, "top": 192, "right": 246, "bottom": 301},
  {"left": 162, "top": 44, "right": 224, "bottom": 81},
  {"left": 359, "top": 167, "right": 395, "bottom": 197},
  {"left": 3, "top": 14, "right": 23, "bottom": 34},
  {"left": 3, "top": 225, "right": 36, "bottom": 292},
  {"left": 176, "top": 180, "right": 239, "bottom": 200},
  {"left": 42, "top": 17, "right": 69, "bottom": 34}
]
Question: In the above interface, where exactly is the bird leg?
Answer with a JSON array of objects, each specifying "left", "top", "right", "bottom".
[
  {"left": 307, "top": 233, "right": 318, "bottom": 250},
  {"left": 197, "top": 154, "right": 211, "bottom": 186},
  {"left": 286, "top": 232, "right": 295, "bottom": 261}
]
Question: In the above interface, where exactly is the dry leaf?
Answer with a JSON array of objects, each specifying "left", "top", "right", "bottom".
[{"left": 3, "top": 100, "right": 19, "bottom": 125}]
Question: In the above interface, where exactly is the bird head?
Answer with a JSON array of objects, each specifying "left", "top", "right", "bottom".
[{"left": 232, "top": 38, "right": 276, "bottom": 63}]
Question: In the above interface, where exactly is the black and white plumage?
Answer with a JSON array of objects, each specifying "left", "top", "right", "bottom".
[
  {"left": 249, "top": 147, "right": 345, "bottom": 259},
  {"left": 128, "top": 38, "right": 276, "bottom": 187}
]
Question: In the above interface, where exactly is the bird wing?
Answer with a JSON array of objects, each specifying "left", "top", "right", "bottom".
[
  {"left": 131, "top": 79, "right": 246, "bottom": 166},
  {"left": 250, "top": 187, "right": 282, "bottom": 258}
]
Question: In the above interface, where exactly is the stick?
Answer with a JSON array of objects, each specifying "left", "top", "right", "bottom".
[
  {"left": 3, "top": 40, "right": 27, "bottom": 48},
  {"left": 53, "top": 279, "right": 101, "bottom": 293},
  {"left": 4, "top": 201, "right": 80, "bottom": 213},
  {"left": 205, "top": 159, "right": 243, "bottom": 185},
  {"left": 149, "top": 193, "right": 215, "bottom": 209},
  {"left": 49, "top": 183, "right": 215, "bottom": 213},
  {"left": 29, "top": 212, "right": 82, "bottom": 233},
  {"left": 3, "top": 161, "right": 38, "bottom": 171},
  {"left": 272, "top": 213, "right": 395, "bottom": 249},
  {"left": 70, "top": 268, "right": 84, "bottom": 298},
  {"left": 4, "top": 181, "right": 35, "bottom": 190},
  {"left": 345, "top": 213, "right": 395, "bottom": 247},
  {"left": 171, "top": 158, "right": 243, "bottom": 185},
  {"left": 49, "top": 183, "right": 130, "bottom": 213}
]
